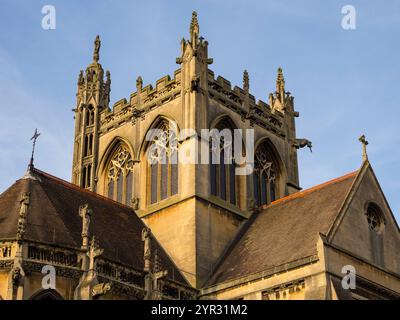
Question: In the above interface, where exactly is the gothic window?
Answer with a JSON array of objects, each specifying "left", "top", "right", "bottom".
[
  {"left": 253, "top": 143, "right": 278, "bottom": 207},
  {"left": 106, "top": 145, "right": 134, "bottom": 205},
  {"left": 147, "top": 121, "right": 178, "bottom": 205},
  {"left": 86, "top": 106, "right": 95, "bottom": 126},
  {"left": 210, "top": 120, "right": 237, "bottom": 205}
]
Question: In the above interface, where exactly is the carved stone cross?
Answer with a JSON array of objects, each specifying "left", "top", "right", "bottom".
[
  {"left": 79, "top": 204, "right": 92, "bottom": 248},
  {"left": 359, "top": 135, "right": 369, "bottom": 162}
]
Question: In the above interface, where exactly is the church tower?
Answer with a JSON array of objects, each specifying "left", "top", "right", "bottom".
[
  {"left": 69, "top": 13, "right": 307, "bottom": 288},
  {"left": 72, "top": 36, "right": 111, "bottom": 191}
]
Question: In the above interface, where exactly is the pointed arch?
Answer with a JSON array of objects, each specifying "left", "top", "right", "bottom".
[
  {"left": 253, "top": 137, "right": 287, "bottom": 206},
  {"left": 142, "top": 115, "right": 179, "bottom": 205},
  {"left": 98, "top": 137, "right": 135, "bottom": 206},
  {"left": 97, "top": 136, "right": 136, "bottom": 177},
  {"left": 209, "top": 115, "right": 241, "bottom": 206},
  {"left": 139, "top": 115, "right": 180, "bottom": 158},
  {"left": 29, "top": 289, "right": 64, "bottom": 300}
]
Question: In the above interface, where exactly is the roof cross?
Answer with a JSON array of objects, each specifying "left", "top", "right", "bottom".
[
  {"left": 29, "top": 129, "right": 40, "bottom": 171},
  {"left": 359, "top": 134, "right": 369, "bottom": 162}
]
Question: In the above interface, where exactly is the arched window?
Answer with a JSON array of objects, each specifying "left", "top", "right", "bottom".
[
  {"left": 84, "top": 134, "right": 93, "bottom": 157},
  {"left": 147, "top": 121, "right": 178, "bottom": 205},
  {"left": 107, "top": 144, "right": 134, "bottom": 205},
  {"left": 210, "top": 120, "right": 237, "bottom": 205},
  {"left": 86, "top": 106, "right": 95, "bottom": 126},
  {"left": 253, "top": 142, "right": 278, "bottom": 207},
  {"left": 82, "top": 165, "right": 92, "bottom": 189},
  {"left": 29, "top": 289, "right": 63, "bottom": 300}
]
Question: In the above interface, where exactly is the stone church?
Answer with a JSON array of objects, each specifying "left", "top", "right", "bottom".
[{"left": 0, "top": 12, "right": 399, "bottom": 300}]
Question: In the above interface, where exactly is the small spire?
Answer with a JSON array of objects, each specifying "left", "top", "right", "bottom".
[
  {"left": 243, "top": 70, "right": 249, "bottom": 93},
  {"left": 28, "top": 129, "right": 40, "bottom": 171},
  {"left": 190, "top": 11, "right": 199, "bottom": 45},
  {"left": 276, "top": 67, "right": 285, "bottom": 94},
  {"left": 93, "top": 35, "right": 101, "bottom": 62},
  {"left": 358, "top": 135, "right": 369, "bottom": 162}
]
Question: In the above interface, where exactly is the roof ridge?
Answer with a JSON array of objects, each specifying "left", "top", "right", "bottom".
[
  {"left": 31, "top": 168, "right": 135, "bottom": 212},
  {"left": 259, "top": 170, "right": 358, "bottom": 211}
]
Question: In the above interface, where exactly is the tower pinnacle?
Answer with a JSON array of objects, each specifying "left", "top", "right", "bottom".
[
  {"left": 276, "top": 67, "right": 285, "bottom": 94},
  {"left": 93, "top": 35, "right": 101, "bottom": 62},
  {"left": 190, "top": 11, "right": 199, "bottom": 45},
  {"left": 243, "top": 70, "right": 249, "bottom": 93}
]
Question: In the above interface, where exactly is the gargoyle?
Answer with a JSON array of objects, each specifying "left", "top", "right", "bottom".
[{"left": 293, "top": 139, "right": 312, "bottom": 152}]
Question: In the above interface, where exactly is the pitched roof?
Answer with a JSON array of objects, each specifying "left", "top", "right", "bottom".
[
  {"left": 0, "top": 168, "right": 188, "bottom": 285},
  {"left": 207, "top": 171, "right": 358, "bottom": 286}
]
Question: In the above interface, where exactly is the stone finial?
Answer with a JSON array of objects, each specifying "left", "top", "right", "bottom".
[
  {"left": 142, "top": 227, "right": 151, "bottom": 272},
  {"left": 243, "top": 70, "right": 249, "bottom": 93},
  {"left": 190, "top": 11, "right": 199, "bottom": 45},
  {"left": 93, "top": 35, "right": 101, "bottom": 62},
  {"left": 276, "top": 67, "right": 285, "bottom": 94},
  {"left": 359, "top": 135, "right": 369, "bottom": 162},
  {"left": 79, "top": 204, "right": 92, "bottom": 248}
]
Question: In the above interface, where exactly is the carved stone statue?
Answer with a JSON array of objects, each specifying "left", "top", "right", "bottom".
[
  {"left": 142, "top": 227, "right": 151, "bottom": 272},
  {"left": 93, "top": 35, "right": 101, "bottom": 62},
  {"left": 79, "top": 204, "right": 92, "bottom": 248},
  {"left": 16, "top": 192, "right": 30, "bottom": 243}
]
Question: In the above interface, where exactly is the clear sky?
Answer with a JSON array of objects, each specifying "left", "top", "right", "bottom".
[{"left": 0, "top": 0, "right": 399, "bottom": 222}]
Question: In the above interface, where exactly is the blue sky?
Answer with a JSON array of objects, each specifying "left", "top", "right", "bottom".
[{"left": 0, "top": 0, "right": 399, "bottom": 222}]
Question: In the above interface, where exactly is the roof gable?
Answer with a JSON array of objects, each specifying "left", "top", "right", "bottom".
[{"left": 206, "top": 171, "right": 357, "bottom": 286}]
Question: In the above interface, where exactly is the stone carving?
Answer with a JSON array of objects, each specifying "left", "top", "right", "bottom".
[
  {"left": 141, "top": 227, "right": 151, "bottom": 272},
  {"left": 93, "top": 35, "right": 101, "bottom": 62},
  {"left": 191, "top": 76, "right": 200, "bottom": 92},
  {"left": 27, "top": 245, "right": 78, "bottom": 267},
  {"left": 293, "top": 138, "right": 313, "bottom": 152},
  {"left": 243, "top": 70, "right": 249, "bottom": 93},
  {"left": 131, "top": 197, "right": 140, "bottom": 210},
  {"left": 359, "top": 134, "right": 369, "bottom": 161},
  {"left": 88, "top": 236, "right": 103, "bottom": 272},
  {"left": 79, "top": 204, "right": 92, "bottom": 248},
  {"left": 11, "top": 267, "right": 21, "bottom": 286},
  {"left": 92, "top": 282, "right": 111, "bottom": 298},
  {"left": 17, "top": 192, "right": 30, "bottom": 243},
  {"left": 136, "top": 76, "right": 143, "bottom": 91},
  {"left": 190, "top": 11, "right": 199, "bottom": 45}
]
